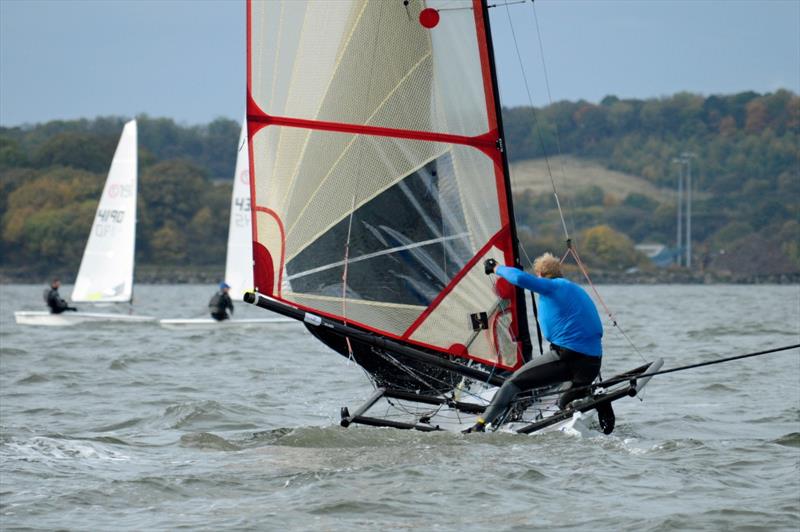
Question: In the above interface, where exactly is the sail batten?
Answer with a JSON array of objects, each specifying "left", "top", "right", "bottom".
[{"left": 248, "top": 0, "right": 529, "bottom": 371}]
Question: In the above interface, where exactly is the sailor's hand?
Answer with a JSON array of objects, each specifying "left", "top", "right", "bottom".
[{"left": 484, "top": 258, "right": 498, "bottom": 275}]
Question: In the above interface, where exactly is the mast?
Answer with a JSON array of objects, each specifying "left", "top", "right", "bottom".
[{"left": 478, "top": 0, "right": 533, "bottom": 362}]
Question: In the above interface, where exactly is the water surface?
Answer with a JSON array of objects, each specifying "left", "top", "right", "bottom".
[{"left": 1, "top": 284, "right": 799, "bottom": 530}]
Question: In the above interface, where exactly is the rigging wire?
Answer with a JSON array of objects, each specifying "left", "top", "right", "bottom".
[
  {"left": 502, "top": 0, "right": 646, "bottom": 363},
  {"left": 599, "top": 343, "right": 800, "bottom": 388},
  {"left": 501, "top": 0, "right": 569, "bottom": 246},
  {"left": 374, "top": 348, "right": 501, "bottom": 405},
  {"left": 529, "top": 343, "right": 800, "bottom": 400}
]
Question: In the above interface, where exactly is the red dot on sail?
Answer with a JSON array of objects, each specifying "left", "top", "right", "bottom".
[
  {"left": 419, "top": 8, "right": 440, "bottom": 29},
  {"left": 448, "top": 343, "right": 468, "bottom": 357}
]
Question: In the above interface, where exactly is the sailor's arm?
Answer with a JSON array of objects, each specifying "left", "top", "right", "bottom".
[{"left": 493, "top": 265, "right": 557, "bottom": 295}]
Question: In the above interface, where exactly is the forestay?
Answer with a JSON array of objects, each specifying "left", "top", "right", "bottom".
[
  {"left": 247, "top": 0, "right": 531, "bottom": 372},
  {"left": 72, "top": 120, "right": 137, "bottom": 303}
]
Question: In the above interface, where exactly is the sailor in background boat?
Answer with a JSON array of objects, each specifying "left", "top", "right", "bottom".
[
  {"left": 44, "top": 278, "right": 77, "bottom": 314},
  {"left": 209, "top": 282, "right": 234, "bottom": 321},
  {"left": 466, "top": 253, "right": 613, "bottom": 433}
]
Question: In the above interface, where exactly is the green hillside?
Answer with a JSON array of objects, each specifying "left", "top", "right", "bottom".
[{"left": 511, "top": 156, "right": 676, "bottom": 202}]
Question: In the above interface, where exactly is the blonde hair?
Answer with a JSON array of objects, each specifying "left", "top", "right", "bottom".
[{"left": 533, "top": 252, "right": 562, "bottom": 278}]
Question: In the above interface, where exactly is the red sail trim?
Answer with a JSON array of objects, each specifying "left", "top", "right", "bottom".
[
  {"left": 402, "top": 226, "right": 510, "bottom": 340},
  {"left": 253, "top": 206, "right": 286, "bottom": 297},
  {"left": 253, "top": 242, "right": 274, "bottom": 296},
  {"left": 248, "top": 112, "right": 502, "bottom": 167},
  {"left": 246, "top": 0, "right": 254, "bottom": 234},
  {"left": 472, "top": 0, "right": 523, "bottom": 364},
  {"left": 268, "top": 292, "right": 519, "bottom": 372},
  {"left": 246, "top": 117, "right": 258, "bottom": 253}
]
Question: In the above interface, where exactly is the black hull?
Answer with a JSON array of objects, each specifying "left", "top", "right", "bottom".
[
  {"left": 244, "top": 292, "right": 510, "bottom": 394},
  {"left": 306, "top": 324, "right": 509, "bottom": 395}
]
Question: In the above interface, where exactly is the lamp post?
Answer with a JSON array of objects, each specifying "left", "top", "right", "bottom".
[
  {"left": 672, "top": 158, "right": 684, "bottom": 266},
  {"left": 681, "top": 152, "right": 696, "bottom": 269}
]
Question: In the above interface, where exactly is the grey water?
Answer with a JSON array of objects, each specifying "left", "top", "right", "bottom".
[{"left": 1, "top": 284, "right": 798, "bottom": 531}]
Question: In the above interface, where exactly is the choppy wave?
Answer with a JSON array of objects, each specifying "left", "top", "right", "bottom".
[
  {"left": 1, "top": 436, "right": 130, "bottom": 464},
  {"left": 773, "top": 432, "right": 800, "bottom": 447},
  {"left": 160, "top": 400, "right": 261, "bottom": 431},
  {"left": 15, "top": 373, "right": 49, "bottom": 384},
  {"left": 179, "top": 432, "right": 240, "bottom": 451}
]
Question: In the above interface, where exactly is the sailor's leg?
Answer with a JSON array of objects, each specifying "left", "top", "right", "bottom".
[
  {"left": 480, "top": 350, "right": 569, "bottom": 427},
  {"left": 479, "top": 381, "right": 522, "bottom": 427},
  {"left": 558, "top": 352, "right": 601, "bottom": 409},
  {"left": 557, "top": 354, "right": 602, "bottom": 409}
]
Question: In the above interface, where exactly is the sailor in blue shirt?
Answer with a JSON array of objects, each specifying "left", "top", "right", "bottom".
[{"left": 466, "top": 252, "right": 612, "bottom": 433}]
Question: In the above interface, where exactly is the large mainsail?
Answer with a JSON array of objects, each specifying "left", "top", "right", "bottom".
[
  {"left": 224, "top": 121, "right": 254, "bottom": 301},
  {"left": 247, "top": 0, "right": 530, "bottom": 372},
  {"left": 72, "top": 120, "right": 137, "bottom": 303}
]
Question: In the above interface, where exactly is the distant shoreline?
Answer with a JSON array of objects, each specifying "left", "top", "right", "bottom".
[{"left": 1, "top": 265, "right": 797, "bottom": 286}]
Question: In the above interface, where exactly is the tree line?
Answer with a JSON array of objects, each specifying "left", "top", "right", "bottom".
[
  {"left": 0, "top": 90, "right": 797, "bottom": 280},
  {"left": 503, "top": 90, "right": 799, "bottom": 276},
  {"left": 0, "top": 116, "right": 239, "bottom": 275}
]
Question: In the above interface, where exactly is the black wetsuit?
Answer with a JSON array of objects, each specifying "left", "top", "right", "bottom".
[
  {"left": 44, "top": 287, "right": 75, "bottom": 314},
  {"left": 209, "top": 291, "right": 234, "bottom": 321}
]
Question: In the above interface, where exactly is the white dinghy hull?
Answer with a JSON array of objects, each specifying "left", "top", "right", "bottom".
[
  {"left": 14, "top": 311, "right": 155, "bottom": 327},
  {"left": 158, "top": 317, "right": 296, "bottom": 330}
]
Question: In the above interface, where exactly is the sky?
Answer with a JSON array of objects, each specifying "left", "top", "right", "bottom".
[{"left": 0, "top": 0, "right": 798, "bottom": 127}]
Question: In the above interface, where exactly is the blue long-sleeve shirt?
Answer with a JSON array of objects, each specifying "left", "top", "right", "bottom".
[{"left": 495, "top": 266, "right": 603, "bottom": 356}]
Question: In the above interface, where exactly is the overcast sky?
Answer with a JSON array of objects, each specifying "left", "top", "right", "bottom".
[{"left": 1, "top": 0, "right": 798, "bottom": 127}]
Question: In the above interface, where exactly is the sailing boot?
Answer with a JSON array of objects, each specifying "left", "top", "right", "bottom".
[{"left": 462, "top": 418, "right": 486, "bottom": 434}]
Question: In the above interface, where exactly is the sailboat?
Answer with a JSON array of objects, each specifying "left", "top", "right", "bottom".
[
  {"left": 242, "top": 0, "right": 662, "bottom": 434},
  {"left": 14, "top": 120, "right": 155, "bottom": 327},
  {"left": 158, "top": 122, "right": 294, "bottom": 329}
]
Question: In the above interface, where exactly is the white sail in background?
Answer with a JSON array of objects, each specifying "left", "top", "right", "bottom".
[
  {"left": 223, "top": 122, "right": 253, "bottom": 301},
  {"left": 72, "top": 120, "right": 137, "bottom": 303}
]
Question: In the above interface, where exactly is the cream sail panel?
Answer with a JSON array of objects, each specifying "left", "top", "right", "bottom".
[
  {"left": 251, "top": 0, "right": 357, "bottom": 123},
  {"left": 290, "top": 293, "right": 423, "bottom": 337},
  {"left": 252, "top": 128, "right": 451, "bottom": 262},
  {"left": 307, "top": 1, "right": 432, "bottom": 126},
  {"left": 449, "top": 144, "right": 503, "bottom": 249},
  {"left": 250, "top": 0, "right": 489, "bottom": 137},
  {"left": 428, "top": 0, "right": 492, "bottom": 138},
  {"left": 284, "top": 135, "right": 449, "bottom": 262},
  {"left": 72, "top": 120, "right": 137, "bottom": 303},
  {"left": 264, "top": 126, "right": 312, "bottom": 218},
  {"left": 279, "top": 55, "right": 437, "bottom": 237}
]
